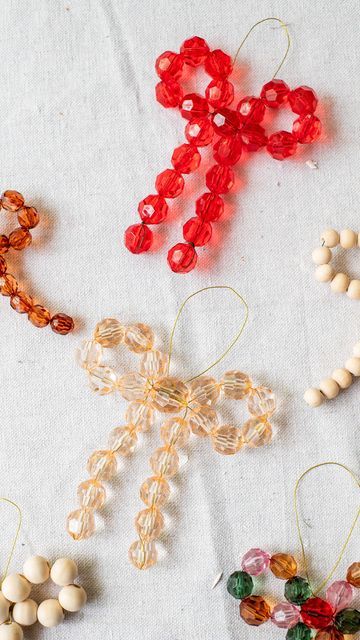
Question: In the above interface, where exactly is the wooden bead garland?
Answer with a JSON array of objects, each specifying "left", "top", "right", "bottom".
[
  {"left": 304, "top": 341, "right": 360, "bottom": 407},
  {"left": 312, "top": 228, "right": 360, "bottom": 299}
]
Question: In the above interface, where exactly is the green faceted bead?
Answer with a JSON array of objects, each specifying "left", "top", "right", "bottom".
[
  {"left": 335, "top": 608, "right": 360, "bottom": 634},
  {"left": 285, "top": 576, "right": 312, "bottom": 605},
  {"left": 226, "top": 571, "right": 253, "bottom": 599},
  {"left": 286, "top": 622, "right": 312, "bottom": 640}
]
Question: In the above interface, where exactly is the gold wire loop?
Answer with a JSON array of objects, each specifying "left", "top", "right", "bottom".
[
  {"left": 294, "top": 462, "right": 360, "bottom": 594},
  {"left": 0, "top": 498, "right": 22, "bottom": 586},
  {"left": 167, "top": 285, "right": 249, "bottom": 382},
  {"left": 233, "top": 17, "right": 291, "bottom": 79}
]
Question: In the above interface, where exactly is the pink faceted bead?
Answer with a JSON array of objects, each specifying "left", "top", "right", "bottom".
[
  {"left": 326, "top": 580, "right": 353, "bottom": 613},
  {"left": 271, "top": 603, "right": 301, "bottom": 629},
  {"left": 241, "top": 548, "right": 270, "bottom": 576}
]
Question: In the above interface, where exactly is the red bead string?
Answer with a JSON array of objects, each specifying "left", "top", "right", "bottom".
[
  {"left": 124, "top": 36, "right": 322, "bottom": 273},
  {"left": 0, "top": 190, "right": 74, "bottom": 335}
]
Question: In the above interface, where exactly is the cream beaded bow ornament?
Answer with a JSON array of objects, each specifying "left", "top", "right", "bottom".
[{"left": 67, "top": 286, "right": 278, "bottom": 569}]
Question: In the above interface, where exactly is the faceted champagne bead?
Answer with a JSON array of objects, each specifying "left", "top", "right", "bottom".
[
  {"left": 118, "top": 372, "right": 146, "bottom": 401},
  {"left": 94, "top": 318, "right": 125, "bottom": 347},
  {"left": 212, "top": 108, "right": 241, "bottom": 137},
  {"left": 206, "top": 164, "right": 234, "bottom": 194},
  {"left": 160, "top": 417, "right": 190, "bottom": 447},
  {"left": 261, "top": 79, "right": 290, "bottom": 107},
  {"left": 205, "top": 79, "right": 234, "bottom": 109},
  {"left": 288, "top": 86, "right": 318, "bottom": 115},
  {"left": 167, "top": 243, "right": 197, "bottom": 273},
  {"left": 185, "top": 117, "right": 214, "bottom": 147},
  {"left": 227, "top": 571, "right": 253, "bottom": 599},
  {"left": 151, "top": 376, "right": 188, "bottom": 412},
  {"left": 155, "top": 169, "right": 184, "bottom": 198},
  {"left": 50, "top": 313, "right": 74, "bottom": 335},
  {"left": 346, "top": 562, "right": 360, "bottom": 587},
  {"left": 240, "top": 595, "right": 271, "bottom": 626},
  {"left": 180, "top": 36, "right": 209, "bottom": 66},
  {"left": 171, "top": 144, "right": 201, "bottom": 174},
  {"left": 213, "top": 134, "right": 242, "bottom": 166},
  {"left": 189, "top": 404, "right": 218, "bottom": 436},
  {"left": 140, "top": 350, "right": 168, "bottom": 379},
  {"left": 180, "top": 93, "right": 209, "bottom": 120},
  {"left": 248, "top": 386, "right": 276, "bottom": 417},
  {"left": 285, "top": 576, "right": 312, "bottom": 605},
  {"left": 287, "top": 623, "right": 312, "bottom": 640},
  {"left": 124, "top": 223, "right": 153, "bottom": 253},
  {"left": 315, "top": 628, "right": 344, "bottom": 640},
  {"left": 28, "top": 305, "right": 50, "bottom": 328},
  {"left": 76, "top": 339, "right": 102, "bottom": 369},
  {"left": 150, "top": 445, "right": 179, "bottom": 477},
  {"left": 237, "top": 96, "right": 265, "bottom": 123},
  {"left": 242, "top": 417, "right": 272, "bottom": 447},
  {"left": 1, "top": 190, "right": 24, "bottom": 211},
  {"left": 300, "top": 597, "right": 334, "bottom": 629},
  {"left": 222, "top": 371, "right": 252, "bottom": 399},
  {"left": 241, "top": 123, "right": 268, "bottom": 151},
  {"left": 17, "top": 206, "right": 39, "bottom": 229},
  {"left": 293, "top": 114, "right": 321, "bottom": 144},
  {"left": 188, "top": 376, "right": 220, "bottom": 406},
  {"left": 271, "top": 603, "right": 301, "bottom": 629},
  {"left": 183, "top": 217, "right": 212, "bottom": 246},
  {"left": 270, "top": 554, "right": 297, "bottom": 580},
  {"left": 125, "top": 401, "right": 154, "bottom": 432},
  {"left": 326, "top": 581, "right": 353, "bottom": 613},
  {"left": 205, "top": 49, "right": 233, "bottom": 79},
  {"left": 87, "top": 450, "right": 117, "bottom": 481},
  {"left": 267, "top": 131, "right": 298, "bottom": 160},
  {"left": 334, "top": 608, "right": 360, "bottom": 634},
  {"left": 0, "top": 273, "right": 18, "bottom": 296},
  {"left": 0, "top": 235, "right": 9, "bottom": 254},
  {"left": 128, "top": 539, "right": 157, "bottom": 570},
  {"left": 108, "top": 426, "right": 137, "bottom": 455},
  {"left": 124, "top": 323, "right": 154, "bottom": 353},
  {"left": 135, "top": 507, "right": 164, "bottom": 541},
  {"left": 66, "top": 508, "right": 95, "bottom": 541},
  {"left": 155, "top": 79, "right": 183, "bottom": 108},
  {"left": 77, "top": 479, "right": 106, "bottom": 510},
  {"left": 138, "top": 195, "right": 168, "bottom": 224},
  {"left": 211, "top": 425, "right": 243, "bottom": 455},
  {"left": 0, "top": 256, "right": 6, "bottom": 276},
  {"left": 195, "top": 192, "right": 224, "bottom": 222},
  {"left": 9, "top": 228, "right": 32, "bottom": 250},
  {"left": 155, "top": 51, "right": 184, "bottom": 81},
  {"left": 10, "top": 292, "right": 32, "bottom": 314},
  {"left": 241, "top": 548, "right": 270, "bottom": 576},
  {"left": 140, "top": 476, "right": 170, "bottom": 507},
  {"left": 88, "top": 365, "right": 118, "bottom": 395}
]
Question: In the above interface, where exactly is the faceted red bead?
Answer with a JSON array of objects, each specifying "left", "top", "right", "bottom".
[
  {"left": 196, "top": 192, "right": 224, "bottom": 221},
  {"left": 155, "top": 169, "right": 184, "bottom": 198},
  {"left": 185, "top": 117, "right": 214, "bottom": 147},
  {"left": 289, "top": 86, "right": 318, "bottom": 115},
  {"left": 301, "top": 598, "right": 334, "bottom": 630},
  {"left": 205, "top": 79, "right": 234, "bottom": 109},
  {"left": 204, "top": 49, "right": 233, "bottom": 79},
  {"left": 155, "top": 51, "right": 184, "bottom": 81},
  {"left": 180, "top": 36, "right": 209, "bottom": 67},
  {"left": 155, "top": 80, "right": 183, "bottom": 108},
  {"left": 213, "top": 133, "right": 242, "bottom": 165},
  {"left": 237, "top": 96, "right": 266, "bottom": 123},
  {"left": 293, "top": 114, "right": 322, "bottom": 143},
  {"left": 171, "top": 144, "right": 201, "bottom": 174},
  {"left": 183, "top": 217, "right": 212, "bottom": 246},
  {"left": 241, "top": 124, "right": 267, "bottom": 151},
  {"left": 0, "top": 235, "right": 9, "bottom": 254},
  {"left": 261, "top": 79, "right": 290, "bottom": 108},
  {"left": 206, "top": 165, "right": 234, "bottom": 194},
  {"left": 0, "top": 256, "right": 7, "bottom": 276},
  {"left": 267, "top": 131, "right": 298, "bottom": 160},
  {"left": 212, "top": 108, "right": 241, "bottom": 137},
  {"left": 167, "top": 243, "right": 197, "bottom": 273},
  {"left": 180, "top": 93, "right": 209, "bottom": 120},
  {"left": 124, "top": 223, "right": 153, "bottom": 254},
  {"left": 138, "top": 195, "right": 168, "bottom": 224}
]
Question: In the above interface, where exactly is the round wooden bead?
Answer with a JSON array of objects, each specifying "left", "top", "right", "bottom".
[
  {"left": 0, "top": 622, "right": 23, "bottom": 640},
  {"left": 37, "top": 599, "right": 64, "bottom": 628},
  {"left": 12, "top": 599, "right": 38, "bottom": 626},
  {"left": 321, "top": 229, "right": 339, "bottom": 248},
  {"left": 330, "top": 273, "right": 350, "bottom": 293},
  {"left": 347, "top": 279, "right": 360, "bottom": 300},
  {"left": 1, "top": 574, "right": 31, "bottom": 603},
  {"left": 319, "top": 378, "right": 340, "bottom": 399},
  {"left": 304, "top": 388, "right": 324, "bottom": 407},
  {"left": 353, "top": 342, "right": 360, "bottom": 357},
  {"left": 315, "top": 264, "right": 334, "bottom": 282},
  {"left": 345, "top": 357, "right": 360, "bottom": 376},
  {"left": 0, "top": 594, "right": 10, "bottom": 625},
  {"left": 332, "top": 368, "right": 353, "bottom": 389},
  {"left": 50, "top": 558, "right": 78, "bottom": 586},
  {"left": 312, "top": 247, "right": 332, "bottom": 265},
  {"left": 23, "top": 555, "right": 50, "bottom": 584},
  {"left": 340, "top": 228, "right": 357, "bottom": 249},
  {"left": 58, "top": 584, "right": 87, "bottom": 612}
]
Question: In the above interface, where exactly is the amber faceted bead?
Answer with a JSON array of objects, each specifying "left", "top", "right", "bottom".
[
  {"left": 0, "top": 256, "right": 6, "bottom": 276},
  {"left": 124, "top": 323, "right": 154, "bottom": 353},
  {"left": 124, "top": 223, "right": 153, "bottom": 254},
  {"left": 128, "top": 539, "right": 157, "bottom": 570},
  {"left": 346, "top": 562, "right": 360, "bottom": 587},
  {"left": 135, "top": 507, "right": 164, "bottom": 541},
  {"left": 270, "top": 553, "right": 297, "bottom": 580},
  {"left": 180, "top": 36, "right": 209, "bottom": 66},
  {"left": 151, "top": 376, "right": 188, "bottom": 412},
  {"left": 138, "top": 195, "right": 168, "bottom": 224},
  {"left": 77, "top": 479, "right": 106, "bottom": 510},
  {"left": 188, "top": 376, "right": 220, "bottom": 405},
  {"left": 0, "top": 274, "right": 18, "bottom": 296},
  {"left": 10, "top": 292, "right": 33, "bottom": 314},
  {"left": 140, "top": 476, "right": 170, "bottom": 507},
  {"left": 155, "top": 79, "right": 183, "bottom": 108},
  {"left": 211, "top": 425, "right": 243, "bottom": 455},
  {"left": 50, "top": 313, "right": 74, "bottom": 335},
  {"left": 315, "top": 628, "right": 344, "bottom": 640},
  {"left": 28, "top": 305, "right": 51, "bottom": 328},
  {"left": 195, "top": 192, "right": 224, "bottom": 222},
  {"left": 1, "top": 190, "right": 24, "bottom": 211},
  {"left": 240, "top": 595, "right": 271, "bottom": 626},
  {"left": 0, "top": 235, "right": 9, "bottom": 254},
  {"left": 66, "top": 507, "right": 95, "bottom": 541},
  {"left": 17, "top": 206, "right": 40, "bottom": 229},
  {"left": 9, "top": 227, "right": 32, "bottom": 250},
  {"left": 94, "top": 317, "right": 124, "bottom": 347}
]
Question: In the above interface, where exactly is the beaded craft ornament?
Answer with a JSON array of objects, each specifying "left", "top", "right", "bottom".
[
  {"left": 66, "top": 286, "right": 278, "bottom": 569},
  {"left": 124, "top": 19, "right": 322, "bottom": 273}
]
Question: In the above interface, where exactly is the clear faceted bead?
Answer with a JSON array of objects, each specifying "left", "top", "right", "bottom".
[
  {"left": 247, "top": 387, "right": 276, "bottom": 417},
  {"left": 326, "top": 580, "right": 353, "bottom": 612},
  {"left": 222, "top": 370, "right": 252, "bottom": 399},
  {"left": 140, "top": 476, "right": 170, "bottom": 507},
  {"left": 211, "top": 425, "right": 243, "bottom": 455},
  {"left": 128, "top": 539, "right": 157, "bottom": 570},
  {"left": 160, "top": 417, "right": 190, "bottom": 447},
  {"left": 150, "top": 446, "right": 179, "bottom": 477},
  {"left": 76, "top": 339, "right": 102, "bottom": 369},
  {"left": 271, "top": 603, "right": 300, "bottom": 629},
  {"left": 66, "top": 508, "right": 95, "bottom": 541},
  {"left": 88, "top": 365, "right": 118, "bottom": 394},
  {"left": 151, "top": 377, "right": 188, "bottom": 413},
  {"left": 241, "top": 548, "right": 271, "bottom": 576},
  {"left": 118, "top": 372, "right": 146, "bottom": 401},
  {"left": 242, "top": 417, "right": 272, "bottom": 447},
  {"left": 94, "top": 318, "right": 125, "bottom": 347},
  {"left": 77, "top": 479, "right": 106, "bottom": 510},
  {"left": 87, "top": 450, "right": 117, "bottom": 480},
  {"left": 124, "top": 323, "right": 154, "bottom": 353},
  {"left": 108, "top": 426, "right": 137, "bottom": 455},
  {"left": 188, "top": 376, "right": 220, "bottom": 406},
  {"left": 189, "top": 404, "right": 218, "bottom": 436},
  {"left": 135, "top": 507, "right": 164, "bottom": 541},
  {"left": 125, "top": 401, "right": 154, "bottom": 432},
  {"left": 140, "top": 350, "right": 168, "bottom": 378}
]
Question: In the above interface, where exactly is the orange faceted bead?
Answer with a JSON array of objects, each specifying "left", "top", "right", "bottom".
[
  {"left": 10, "top": 291, "right": 33, "bottom": 314},
  {"left": 0, "top": 235, "right": 9, "bottom": 254},
  {"left": 346, "top": 562, "right": 360, "bottom": 587},
  {"left": 240, "top": 596, "right": 271, "bottom": 626},
  {"left": 151, "top": 376, "right": 188, "bottom": 413},
  {"left": 17, "top": 206, "right": 40, "bottom": 229},
  {"left": 50, "top": 313, "right": 74, "bottom": 335},
  {"left": 1, "top": 274, "right": 18, "bottom": 296},
  {"left": 28, "top": 305, "right": 51, "bottom": 328},
  {"left": 211, "top": 425, "right": 243, "bottom": 455},
  {"left": 9, "top": 227, "right": 32, "bottom": 250},
  {"left": 0, "top": 256, "right": 6, "bottom": 276},
  {"left": 189, "top": 404, "right": 218, "bottom": 436},
  {"left": 270, "top": 553, "right": 297, "bottom": 579},
  {"left": 1, "top": 190, "right": 24, "bottom": 211}
]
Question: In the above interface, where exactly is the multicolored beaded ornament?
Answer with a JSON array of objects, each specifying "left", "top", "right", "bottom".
[
  {"left": 227, "top": 463, "right": 360, "bottom": 639},
  {"left": 66, "top": 286, "right": 278, "bottom": 569},
  {"left": 0, "top": 190, "right": 74, "bottom": 335},
  {"left": 124, "top": 19, "right": 322, "bottom": 273}
]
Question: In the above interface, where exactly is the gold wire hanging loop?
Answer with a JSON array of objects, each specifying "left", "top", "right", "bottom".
[
  {"left": 233, "top": 17, "right": 291, "bottom": 79},
  {"left": 0, "top": 498, "right": 22, "bottom": 586},
  {"left": 294, "top": 462, "right": 360, "bottom": 595},
  {"left": 167, "top": 285, "right": 249, "bottom": 383}
]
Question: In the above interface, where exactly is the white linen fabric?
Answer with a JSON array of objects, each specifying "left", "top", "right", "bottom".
[{"left": 0, "top": 0, "right": 359, "bottom": 638}]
